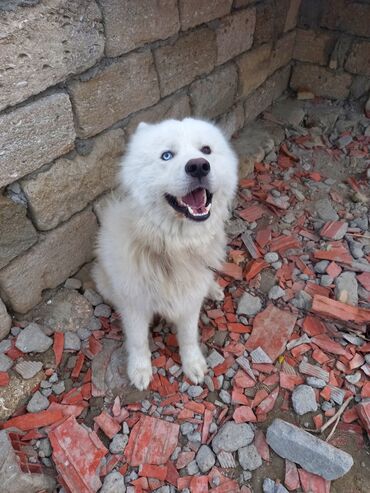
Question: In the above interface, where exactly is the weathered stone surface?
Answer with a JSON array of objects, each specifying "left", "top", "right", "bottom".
[
  {"left": 15, "top": 323, "right": 53, "bottom": 353},
  {"left": 345, "top": 41, "right": 370, "bottom": 76},
  {"left": 270, "top": 31, "right": 295, "bottom": 74},
  {"left": 0, "top": 93, "right": 75, "bottom": 188},
  {"left": 0, "top": 429, "right": 56, "bottom": 492},
  {"left": 196, "top": 445, "right": 215, "bottom": 473},
  {"left": 0, "top": 372, "right": 44, "bottom": 420},
  {"left": 15, "top": 360, "right": 43, "bottom": 379},
  {"left": 190, "top": 64, "right": 238, "bottom": 119},
  {"left": 290, "top": 64, "right": 352, "bottom": 99},
  {"left": 217, "top": 103, "right": 245, "bottom": 139},
  {"left": 179, "top": 0, "right": 232, "bottom": 29},
  {"left": 284, "top": 0, "right": 301, "bottom": 32},
  {"left": 238, "top": 444, "right": 262, "bottom": 471},
  {"left": 27, "top": 390, "right": 49, "bottom": 413},
  {"left": 266, "top": 419, "right": 354, "bottom": 480},
  {"left": 69, "top": 52, "right": 160, "bottom": 137},
  {"left": 0, "top": 0, "right": 104, "bottom": 111},
  {"left": 100, "top": 0, "right": 179, "bottom": 56},
  {"left": 100, "top": 471, "right": 126, "bottom": 493},
  {"left": 292, "top": 385, "right": 318, "bottom": 415},
  {"left": 21, "top": 129, "right": 124, "bottom": 230},
  {"left": 294, "top": 29, "right": 336, "bottom": 65},
  {"left": 24, "top": 288, "right": 94, "bottom": 333},
  {"left": 154, "top": 29, "right": 216, "bottom": 97},
  {"left": 215, "top": 8, "right": 256, "bottom": 65},
  {"left": 0, "top": 210, "right": 98, "bottom": 313},
  {"left": 0, "top": 298, "right": 11, "bottom": 341},
  {"left": 126, "top": 92, "right": 191, "bottom": 135},
  {"left": 237, "top": 44, "right": 272, "bottom": 98},
  {"left": 253, "top": 0, "right": 275, "bottom": 45},
  {"left": 212, "top": 422, "right": 254, "bottom": 454},
  {"left": 321, "top": 0, "right": 370, "bottom": 38},
  {"left": 244, "top": 66, "right": 291, "bottom": 123},
  {"left": 237, "top": 292, "right": 262, "bottom": 316},
  {"left": 335, "top": 272, "right": 358, "bottom": 307},
  {"left": 0, "top": 196, "right": 38, "bottom": 269}
]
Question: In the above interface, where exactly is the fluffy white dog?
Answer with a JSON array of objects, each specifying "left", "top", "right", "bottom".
[{"left": 93, "top": 118, "right": 238, "bottom": 390}]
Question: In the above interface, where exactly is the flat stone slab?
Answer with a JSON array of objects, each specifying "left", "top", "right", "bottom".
[{"left": 266, "top": 419, "right": 353, "bottom": 480}]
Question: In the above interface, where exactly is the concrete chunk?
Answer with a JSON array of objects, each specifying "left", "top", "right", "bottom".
[{"left": 266, "top": 419, "right": 353, "bottom": 480}]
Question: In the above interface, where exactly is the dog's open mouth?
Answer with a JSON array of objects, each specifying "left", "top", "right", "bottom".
[{"left": 165, "top": 187, "right": 213, "bottom": 221}]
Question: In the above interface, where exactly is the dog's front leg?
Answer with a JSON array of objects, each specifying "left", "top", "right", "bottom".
[
  {"left": 123, "top": 305, "right": 153, "bottom": 391},
  {"left": 174, "top": 302, "right": 208, "bottom": 384}
]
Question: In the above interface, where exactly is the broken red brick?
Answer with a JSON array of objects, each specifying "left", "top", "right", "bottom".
[
  {"left": 94, "top": 411, "right": 121, "bottom": 439},
  {"left": 254, "top": 429, "right": 270, "bottom": 462},
  {"left": 326, "top": 261, "right": 342, "bottom": 279},
  {"left": 298, "top": 469, "right": 331, "bottom": 493},
  {"left": 0, "top": 371, "right": 10, "bottom": 386},
  {"left": 280, "top": 372, "right": 304, "bottom": 391},
  {"left": 320, "top": 221, "right": 348, "bottom": 240},
  {"left": 245, "top": 305, "right": 297, "bottom": 361},
  {"left": 314, "top": 243, "right": 353, "bottom": 264},
  {"left": 139, "top": 463, "right": 167, "bottom": 481},
  {"left": 53, "top": 332, "right": 64, "bottom": 367},
  {"left": 125, "top": 415, "right": 179, "bottom": 466},
  {"left": 311, "top": 334, "right": 347, "bottom": 356},
  {"left": 49, "top": 416, "right": 107, "bottom": 493},
  {"left": 190, "top": 475, "right": 209, "bottom": 493},
  {"left": 302, "top": 316, "right": 326, "bottom": 336},
  {"left": 3, "top": 409, "right": 64, "bottom": 431},
  {"left": 285, "top": 459, "right": 300, "bottom": 491},
  {"left": 312, "top": 294, "right": 370, "bottom": 324},
  {"left": 357, "top": 272, "right": 370, "bottom": 291},
  {"left": 256, "top": 386, "right": 279, "bottom": 415},
  {"left": 233, "top": 406, "right": 256, "bottom": 423},
  {"left": 244, "top": 258, "right": 268, "bottom": 281},
  {"left": 269, "top": 235, "right": 301, "bottom": 253},
  {"left": 238, "top": 204, "right": 266, "bottom": 222},
  {"left": 221, "top": 263, "right": 243, "bottom": 280}
]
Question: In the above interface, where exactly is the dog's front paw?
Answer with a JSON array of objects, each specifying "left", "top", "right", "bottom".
[
  {"left": 181, "top": 347, "right": 208, "bottom": 384},
  {"left": 127, "top": 355, "right": 152, "bottom": 391},
  {"left": 207, "top": 282, "right": 225, "bottom": 302}
]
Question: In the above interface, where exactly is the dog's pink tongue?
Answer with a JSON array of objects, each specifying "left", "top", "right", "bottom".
[{"left": 182, "top": 188, "right": 206, "bottom": 207}]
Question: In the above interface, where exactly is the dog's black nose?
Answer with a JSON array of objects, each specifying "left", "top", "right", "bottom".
[{"left": 185, "top": 158, "right": 210, "bottom": 179}]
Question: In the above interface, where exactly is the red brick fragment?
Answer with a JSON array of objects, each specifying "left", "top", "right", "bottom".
[
  {"left": 139, "top": 463, "right": 167, "bottom": 480},
  {"left": 221, "top": 263, "right": 243, "bottom": 280},
  {"left": 3, "top": 409, "right": 64, "bottom": 430},
  {"left": 269, "top": 235, "right": 301, "bottom": 253},
  {"left": 326, "top": 261, "right": 342, "bottom": 279},
  {"left": 176, "top": 451, "right": 195, "bottom": 469},
  {"left": 314, "top": 243, "right": 352, "bottom": 264},
  {"left": 342, "top": 406, "right": 358, "bottom": 424},
  {"left": 53, "top": 332, "right": 64, "bottom": 367},
  {"left": 0, "top": 371, "right": 9, "bottom": 386},
  {"left": 238, "top": 204, "right": 266, "bottom": 222},
  {"left": 233, "top": 406, "right": 256, "bottom": 423},
  {"left": 357, "top": 272, "right": 370, "bottom": 291},
  {"left": 166, "top": 461, "right": 180, "bottom": 486},
  {"left": 311, "top": 294, "right": 370, "bottom": 324},
  {"left": 256, "top": 386, "right": 279, "bottom": 415},
  {"left": 311, "top": 334, "right": 347, "bottom": 356},
  {"left": 71, "top": 352, "right": 85, "bottom": 379},
  {"left": 254, "top": 429, "right": 270, "bottom": 462},
  {"left": 320, "top": 221, "right": 347, "bottom": 240},
  {"left": 245, "top": 258, "right": 268, "bottom": 281},
  {"left": 94, "top": 411, "right": 121, "bottom": 439},
  {"left": 302, "top": 316, "right": 326, "bottom": 336},
  {"left": 245, "top": 305, "right": 297, "bottom": 361},
  {"left": 298, "top": 469, "right": 331, "bottom": 493},
  {"left": 190, "top": 475, "right": 209, "bottom": 493},
  {"left": 285, "top": 459, "right": 300, "bottom": 491},
  {"left": 125, "top": 415, "right": 179, "bottom": 466},
  {"left": 280, "top": 372, "right": 304, "bottom": 390},
  {"left": 49, "top": 416, "right": 107, "bottom": 493}
]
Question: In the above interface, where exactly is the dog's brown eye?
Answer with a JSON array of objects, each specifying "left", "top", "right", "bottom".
[{"left": 201, "top": 145, "right": 211, "bottom": 155}]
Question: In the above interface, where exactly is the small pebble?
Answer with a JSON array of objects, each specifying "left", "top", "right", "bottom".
[{"left": 27, "top": 391, "right": 49, "bottom": 413}]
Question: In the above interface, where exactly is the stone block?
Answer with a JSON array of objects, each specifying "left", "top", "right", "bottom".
[
  {"left": 21, "top": 129, "right": 124, "bottom": 230},
  {"left": 290, "top": 63, "right": 352, "bottom": 99},
  {"left": 270, "top": 31, "right": 295, "bottom": 74},
  {"left": 284, "top": 0, "right": 301, "bottom": 32},
  {"left": 0, "top": 210, "right": 98, "bottom": 313},
  {"left": 0, "top": 93, "right": 75, "bottom": 189},
  {"left": 0, "top": 0, "right": 104, "bottom": 111},
  {"left": 215, "top": 8, "right": 256, "bottom": 65},
  {"left": 0, "top": 195, "right": 38, "bottom": 269},
  {"left": 100, "top": 0, "right": 179, "bottom": 57},
  {"left": 217, "top": 103, "right": 245, "bottom": 139},
  {"left": 237, "top": 43, "right": 272, "bottom": 98},
  {"left": 0, "top": 298, "right": 11, "bottom": 341},
  {"left": 179, "top": 0, "right": 232, "bottom": 30},
  {"left": 345, "top": 41, "right": 370, "bottom": 76},
  {"left": 294, "top": 29, "right": 337, "bottom": 66},
  {"left": 234, "top": 0, "right": 255, "bottom": 7},
  {"left": 126, "top": 92, "right": 191, "bottom": 135},
  {"left": 321, "top": 0, "right": 370, "bottom": 38},
  {"left": 244, "top": 66, "right": 291, "bottom": 123},
  {"left": 190, "top": 63, "right": 238, "bottom": 119},
  {"left": 254, "top": 0, "right": 275, "bottom": 45},
  {"left": 154, "top": 29, "right": 216, "bottom": 97},
  {"left": 69, "top": 52, "right": 160, "bottom": 137}
]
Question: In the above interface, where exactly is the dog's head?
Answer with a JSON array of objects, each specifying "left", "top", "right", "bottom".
[{"left": 120, "top": 118, "right": 238, "bottom": 226}]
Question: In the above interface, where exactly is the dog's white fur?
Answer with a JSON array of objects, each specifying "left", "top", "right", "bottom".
[{"left": 93, "top": 118, "right": 238, "bottom": 390}]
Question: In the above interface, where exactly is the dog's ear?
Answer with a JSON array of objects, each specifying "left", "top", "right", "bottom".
[{"left": 137, "top": 121, "right": 149, "bottom": 131}]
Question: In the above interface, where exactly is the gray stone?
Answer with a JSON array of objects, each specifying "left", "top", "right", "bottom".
[
  {"left": 52, "top": 381, "right": 65, "bottom": 395},
  {"left": 38, "top": 438, "right": 52, "bottom": 458},
  {"left": 292, "top": 385, "right": 318, "bottom": 415},
  {"left": 212, "top": 422, "right": 254, "bottom": 454},
  {"left": 0, "top": 93, "right": 75, "bottom": 189},
  {"left": 206, "top": 350, "right": 225, "bottom": 369},
  {"left": 109, "top": 434, "right": 128, "bottom": 454},
  {"left": 0, "top": 429, "right": 56, "bottom": 492},
  {"left": 64, "top": 278, "right": 82, "bottom": 290},
  {"left": 237, "top": 292, "right": 262, "bottom": 316},
  {"left": 321, "top": 275, "right": 333, "bottom": 287},
  {"left": 64, "top": 332, "right": 81, "bottom": 351},
  {"left": 264, "top": 252, "right": 279, "bottom": 263},
  {"left": 314, "top": 260, "right": 330, "bottom": 274},
  {"left": 100, "top": 471, "right": 126, "bottom": 493},
  {"left": 15, "top": 360, "right": 43, "bottom": 379},
  {"left": 188, "top": 385, "right": 203, "bottom": 398},
  {"left": 0, "top": 354, "right": 13, "bottom": 372},
  {"left": 286, "top": 334, "right": 311, "bottom": 351},
  {"left": 219, "top": 389, "right": 231, "bottom": 404},
  {"left": 0, "top": 0, "right": 104, "bottom": 111},
  {"left": 186, "top": 460, "right": 199, "bottom": 475},
  {"left": 0, "top": 210, "right": 98, "bottom": 313},
  {"left": 263, "top": 478, "right": 276, "bottom": 493},
  {"left": 0, "top": 196, "right": 38, "bottom": 270},
  {"left": 306, "top": 377, "right": 326, "bottom": 389},
  {"left": 0, "top": 371, "right": 44, "bottom": 421},
  {"left": 0, "top": 340, "right": 11, "bottom": 353},
  {"left": 268, "top": 286, "right": 285, "bottom": 300},
  {"left": 196, "top": 445, "right": 215, "bottom": 473},
  {"left": 15, "top": 323, "right": 52, "bottom": 353},
  {"left": 21, "top": 129, "right": 124, "bottom": 230},
  {"left": 335, "top": 272, "right": 358, "bottom": 306},
  {"left": 349, "top": 241, "right": 364, "bottom": 259},
  {"left": 266, "top": 419, "right": 354, "bottom": 480},
  {"left": 26, "top": 289, "right": 94, "bottom": 334},
  {"left": 27, "top": 391, "right": 49, "bottom": 413},
  {"left": 84, "top": 289, "right": 103, "bottom": 307},
  {"left": 94, "top": 304, "right": 112, "bottom": 318},
  {"left": 291, "top": 291, "right": 312, "bottom": 310},
  {"left": 238, "top": 444, "right": 262, "bottom": 471},
  {"left": 0, "top": 298, "right": 11, "bottom": 341},
  {"left": 315, "top": 198, "right": 339, "bottom": 221}
]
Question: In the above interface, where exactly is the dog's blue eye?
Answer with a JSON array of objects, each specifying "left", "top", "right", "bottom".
[{"left": 161, "top": 151, "right": 174, "bottom": 161}]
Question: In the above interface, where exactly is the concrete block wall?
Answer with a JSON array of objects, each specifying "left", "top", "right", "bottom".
[
  {"left": 291, "top": 0, "right": 370, "bottom": 99},
  {"left": 0, "top": 0, "right": 300, "bottom": 325}
]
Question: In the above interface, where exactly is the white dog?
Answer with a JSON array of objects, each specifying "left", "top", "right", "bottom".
[{"left": 93, "top": 118, "right": 238, "bottom": 390}]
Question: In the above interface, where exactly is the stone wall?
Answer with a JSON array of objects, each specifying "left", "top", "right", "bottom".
[
  {"left": 291, "top": 0, "right": 370, "bottom": 99},
  {"left": 0, "top": 0, "right": 300, "bottom": 326}
]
